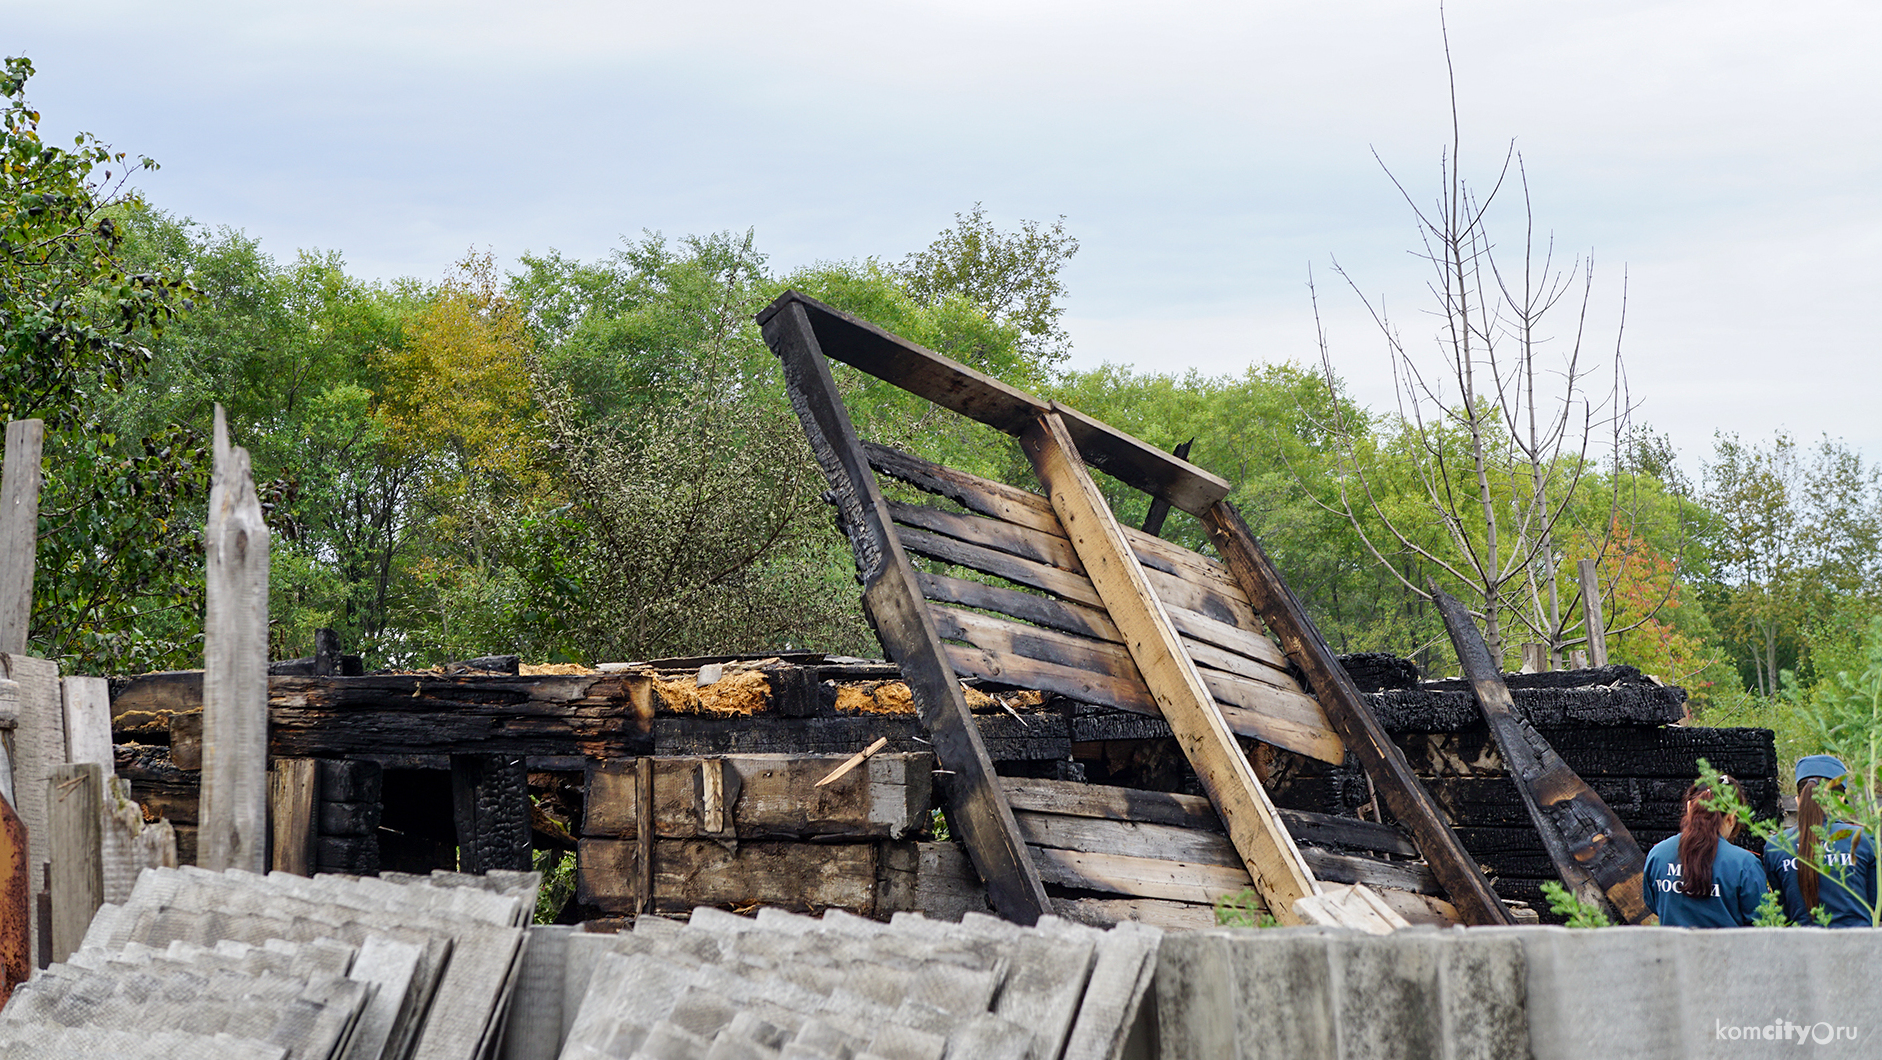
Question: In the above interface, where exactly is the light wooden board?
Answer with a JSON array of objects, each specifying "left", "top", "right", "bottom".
[
  {"left": 1015, "top": 810, "right": 1240, "bottom": 868},
  {"left": 47, "top": 762, "right": 102, "bottom": 965},
  {"left": 1023, "top": 409, "right": 1317, "bottom": 923},
  {"left": 60, "top": 677, "right": 114, "bottom": 769},
  {"left": 199, "top": 406, "right": 270, "bottom": 874},
  {"left": 269, "top": 758, "right": 319, "bottom": 876},
  {"left": 1030, "top": 845, "right": 1253, "bottom": 906}
]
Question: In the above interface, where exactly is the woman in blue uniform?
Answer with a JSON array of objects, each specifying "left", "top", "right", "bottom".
[
  {"left": 1762, "top": 754, "right": 1877, "bottom": 927},
  {"left": 1643, "top": 773, "right": 1769, "bottom": 926}
]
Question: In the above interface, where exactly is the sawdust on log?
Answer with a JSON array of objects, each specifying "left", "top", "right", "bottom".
[
  {"left": 829, "top": 681, "right": 1045, "bottom": 715},
  {"left": 655, "top": 669, "right": 773, "bottom": 715},
  {"left": 520, "top": 663, "right": 598, "bottom": 676}
]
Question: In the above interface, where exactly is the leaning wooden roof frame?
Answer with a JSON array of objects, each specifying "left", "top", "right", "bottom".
[{"left": 759, "top": 290, "right": 1515, "bottom": 927}]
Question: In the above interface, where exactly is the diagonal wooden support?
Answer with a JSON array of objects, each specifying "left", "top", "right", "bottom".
[
  {"left": 1430, "top": 583, "right": 1651, "bottom": 924},
  {"left": 1022, "top": 407, "right": 1317, "bottom": 923},
  {"left": 1203, "top": 502, "right": 1516, "bottom": 925},
  {"left": 763, "top": 299, "right": 1051, "bottom": 923}
]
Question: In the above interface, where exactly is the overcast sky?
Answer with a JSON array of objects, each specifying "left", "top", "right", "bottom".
[{"left": 9, "top": 1, "right": 1879, "bottom": 473}]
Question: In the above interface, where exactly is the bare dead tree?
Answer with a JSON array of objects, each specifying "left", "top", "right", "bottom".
[{"left": 1306, "top": 18, "right": 1681, "bottom": 669}]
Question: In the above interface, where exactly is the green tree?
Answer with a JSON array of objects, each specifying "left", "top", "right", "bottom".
[
  {"left": 896, "top": 204, "right": 1079, "bottom": 368},
  {"left": 0, "top": 56, "right": 204, "bottom": 672}
]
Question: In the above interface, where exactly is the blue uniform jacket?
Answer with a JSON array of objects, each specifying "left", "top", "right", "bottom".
[
  {"left": 1761, "top": 824, "right": 1877, "bottom": 927},
  {"left": 1643, "top": 835, "right": 1769, "bottom": 927}
]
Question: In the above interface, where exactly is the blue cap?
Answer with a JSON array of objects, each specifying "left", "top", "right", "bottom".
[{"left": 1796, "top": 755, "right": 1848, "bottom": 785}]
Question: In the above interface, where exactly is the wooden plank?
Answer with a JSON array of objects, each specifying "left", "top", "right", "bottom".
[
  {"left": 917, "top": 571, "right": 1122, "bottom": 643},
  {"left": 888, "top": 500, "right": 1082, "bottom": 572},
  {"left": 945, "top": 645, "right": 1159, "bottom": 715},
  {"left": 1198, "top": 671, "right": 1343, "bottom": 764},
  {"left": 932, "top": 605, "right": 1143, "bottom": 686},
  {"left": 1053, "top": 403, "right": 1233, "bottom": 518},
  {"left": 268, "top": 758, "right": 319, "bottom": 876},
  {"left": 1030, "top": 845, "right": 1253, "bottom": 905},
  {"left": 6, "top": 654, "right": 60, "bottom": 968},
  {"left": 1050, "top": 896, "right": 1220, "bottom": 932},
  {"left": 635, "top": 757, "right": 653, "bottom": 915},
  {"left": 578, "top": 837, "right": 885, "bottom": 916},
  {"left": 999, "top": 777, "right": 1419, "bottom": 856},
  {"left": 765, "top": 298, "right": 1048, "bottom": 923},
  {"left": 898, "top": 527, "right": 1105, "bottom": 609},
  {"left": 1371, "top": 887, "right": 1463, "bottom": 927},
  {"left": 582, "top": 754, "right": 932, "bottom": 840},
  {"left": 1164, "top": 604, "right": 1292, "bottom": 675},
  {"left": 61, "top": 677, "right": 114, "bottom": 769},
  {"left": 1202, "top": 502, "right": 1516, "bottom": 926},
  {"left": 1300, "top": 847, "right": 1442, "bottom": 897},
  {"left": 170, "top": 709, "right": 202, "bottom": 771},
  {"left": 1429, "top": 584, "right": 1652, "bottom": 924},
  {"left": 1015, "top": 809, "right": 1240, "bottom": 867},
  {"left": 47, "top": 762, "right": 103, "bottom": 964},
  {"left": 1578, "top": 558, "right": 1608, "bottom": 667},
  {"left": 1023, "top": 409, "right": 1317, "bottom": 923},
  {"left": 865, "top": 442, "right": 1064, "bottom": 537},
  {"left": 0, "top": 420, "right": 42, "bottom": 657},
  {"left": 200, "top": 405, "right": 270, "bottom": 874}
]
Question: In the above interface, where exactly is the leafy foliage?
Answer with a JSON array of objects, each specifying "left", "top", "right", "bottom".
[
  {"left": 1538, "top": 880, "right": 1613, "bottom": 928},
  {"left": 1213, "top": 886, "right": 1279, "bottom": 929}
]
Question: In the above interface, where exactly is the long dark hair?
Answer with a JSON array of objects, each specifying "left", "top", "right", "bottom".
[
  {"left": 1798, "top": 778, "right": 1827, "bottom": 911},
  {"left": 1678, "top": 776, "right": 1741, "bottom": 898}
]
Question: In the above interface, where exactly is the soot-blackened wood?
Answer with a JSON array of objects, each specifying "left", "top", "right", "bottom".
[
  {"left": 760, "top": 292, "right": 1232, "bottom": 516},
  {"left": 313, "top": 627, "right": 341, "bottom": 677},
  {"left": 1203, "top": 501, "right": 1515, "bottom": 926},
  {"left": 765, "top": 300, "right": 1048, "bottom": 923},
  {"left": 450, "top": 754, "right": 532, "bottom": 874},
  {"left": 1139, "top": 439, "right": 1192, "bottom": 537},
  {"left": 267, "top": 672, "right": 651, "bottom": 758},
  {"left": 1429, "top": 584, "right": 1652, "bottom": 924}
]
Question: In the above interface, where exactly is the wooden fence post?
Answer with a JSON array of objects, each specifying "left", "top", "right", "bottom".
[
  {"left": 0, "top": 420, "right": 43, "bottom": 656},
  {"left": 269, "top": 758, "right": 319, "bottom": 876},
  {"left": 6, "top": 656, "right": 60, "bottom": 968},
  {"left": 201, "top": 405, "right": 270, "bottom": 874},
  {"left": 47, "top": 762, "right": 102, "bottom": 964},
  {"left": 1578, "top": 558, "right": 1608, "bottom": 667}
]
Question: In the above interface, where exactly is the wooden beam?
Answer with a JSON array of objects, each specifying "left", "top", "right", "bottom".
[
  {"left": 764, "top": 298, "right": 1049, "bottom": 923},
  {"left": 1021, "top": 409, "right": 1317, "bottom": 924},
  {"left": 1578, "top": 558, "right": 1608, "bottom": 667},
  {"left": 0, "top": 419, "right": 42, "bottom": 657},
  {"left": 268, "top": 758, "right": 319, "bottom": 876},
  {"left": 1429, "top": 584, "right": 1652, "bottom": 924},
  {"left": 761, "top": 293, "right": 1231, "bottom": 515},
  {"left": 1140, "top": 439, "right": 1193, "bottom": 537},
  {"left": 47, "top": 762, "right": 102, "bottom": 964},
  {"left": 1201, "top": 501, "right": 1516, "bottom": 926},
  {"left": 200, "top": 405, "right": 270, "bottom": 874}
]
